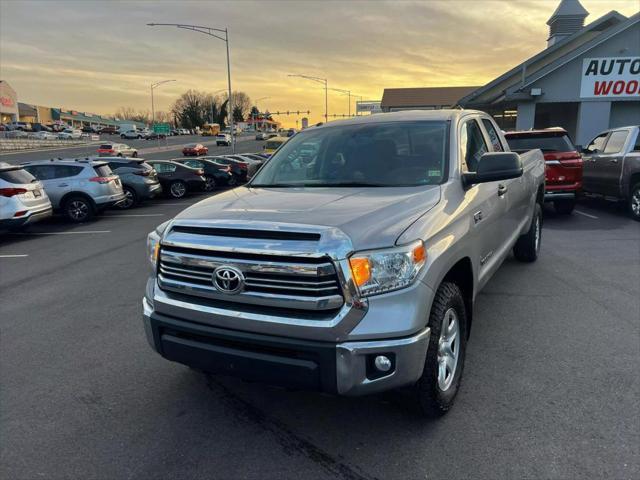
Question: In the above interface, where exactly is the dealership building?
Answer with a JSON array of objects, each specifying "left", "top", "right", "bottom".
[{"left": 459, "top": 0, "right": 640, "bottom": 145}]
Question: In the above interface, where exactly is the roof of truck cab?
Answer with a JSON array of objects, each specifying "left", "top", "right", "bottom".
[{"left": 313, "top": 109, "right": 484, "bottom": 129}]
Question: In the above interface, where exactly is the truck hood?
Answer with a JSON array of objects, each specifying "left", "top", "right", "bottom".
[{"left": 175, "top": 186, "right": 441, "bottom": 251}]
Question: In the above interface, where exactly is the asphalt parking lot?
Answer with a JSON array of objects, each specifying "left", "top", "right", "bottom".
[{"left": 1, "top": 152, "right": 639, "bottom": 478}]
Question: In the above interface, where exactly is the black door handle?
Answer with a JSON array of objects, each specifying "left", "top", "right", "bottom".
[{"left": 498, "top": 184, "right": 507, "bottom": 196}]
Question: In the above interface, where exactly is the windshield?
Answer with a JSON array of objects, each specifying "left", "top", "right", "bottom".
[{"left": 251, "top": 121, "right": 449, "bottom": 187}]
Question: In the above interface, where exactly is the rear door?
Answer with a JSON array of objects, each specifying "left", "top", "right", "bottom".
[
  {"left": 582, "top": 132, "right": 610, "bottom": 193},
  {"left": 596, "top": 130, "right": 629, "bottom": 197}
]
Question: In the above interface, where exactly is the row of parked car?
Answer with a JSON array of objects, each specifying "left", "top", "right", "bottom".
[
  {"left": 503, "top": 124, "right": 640, "bottom": 220},
  {"left": 0, "top": 152, "right": 268, "bottom": 230}
]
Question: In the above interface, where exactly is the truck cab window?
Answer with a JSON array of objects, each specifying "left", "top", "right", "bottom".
[
  {"left": 603, "top": 131, "right": 628, "bottom": 154},
  {"left": 460, "top": 120, "right": 488, "bottom": 172},
  {"left": 481, "top": 119, "right": 504, "bottom": 152}
]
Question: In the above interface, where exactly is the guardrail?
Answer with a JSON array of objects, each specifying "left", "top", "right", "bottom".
[{"left": 0, "top": 133, "right": 101, "bottom": 152}]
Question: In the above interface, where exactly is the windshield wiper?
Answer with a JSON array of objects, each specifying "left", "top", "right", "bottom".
[{"left": 309, "top": 182, "right": 388, "bottom": 187}]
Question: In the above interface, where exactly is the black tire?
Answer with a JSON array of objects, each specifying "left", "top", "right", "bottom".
[
  {"left": 132, "top": 151, "right": 138, "bottom": 158},
  {"left": 203, "top": 175, "right": 217, "bottom": 192},
  {"left": 117, "top": 186, "right": 138, "bottom": 209},
  {"left": 412, "top": 282, "right": 468, "bottom": 417},
  {"left": 168, "top": 180, "right": 187, "bottom": 199},
  {"left": 63, "top": 196, "right": 94, "bottom": 223},
  {"left": 553, "top": 199, "right": 575, "bottom": 215},
  {"left": 629, "top": 183, "right": 640, "bottom": 221},
  {"left": 513, "top": 203, "right": 542, "bottom": 262},
  {"left": 117, "top": 153, "right": 123, "bottom": 157}
]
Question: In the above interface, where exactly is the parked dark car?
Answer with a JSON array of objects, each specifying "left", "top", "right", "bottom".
[
  {"left": 172, "top": 158, "right": 236, "bottom": 191},
  {"left": 31, "top": 123, "right": 53, "bottom": 132},
  {"left": 225, "top": 154, "right": 263, "bottom": 178},
  {"left": 100, "top": 157, "right": 163, "bottom": 209},
  {"left": 146, "top": 160, "right": 207, "bottom": 199},
  {"left": 99, "top": 126, "right": 118, "bottom": 135},
  {"left": 182, "top": 143, "right": 209, "bottom": 156},
  {"left": 505, "top": 128, "right": 583, "bottom": 214},
  {"left": 202, "top": 156, "right": 248, "bottom": 183}
]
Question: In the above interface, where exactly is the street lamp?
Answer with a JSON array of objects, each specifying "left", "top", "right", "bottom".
[
  {"left": 330, "top": 88, "right": 358, "bottom": 117},
  {"left": 151, "top": 79, "right": 176, "bottom": 126},
  {"left": 147, "top": 23, "right": 235, "bottom": 152},
  {"left": 288, "top": 74, "right": 327, "bottom": 123}
]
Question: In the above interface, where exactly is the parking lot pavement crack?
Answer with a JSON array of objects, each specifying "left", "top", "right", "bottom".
[{"left": 205, "top": 375, "right": 379, "bottom": 480}]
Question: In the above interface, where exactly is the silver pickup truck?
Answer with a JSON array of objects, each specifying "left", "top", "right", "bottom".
[{"left": 143, "top": 110, "right": 545, "bottom": 416}]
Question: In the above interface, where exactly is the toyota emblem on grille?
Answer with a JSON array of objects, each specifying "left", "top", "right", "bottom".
[{"left": 212, "top": 265, "right": 245, "bottom": 294}]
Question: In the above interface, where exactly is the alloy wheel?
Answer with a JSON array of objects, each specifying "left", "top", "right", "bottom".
[
  {"left": 534, "top": 215, "right": 541, "bottom": 252},
  {"left": 170, "top": 182, "right": 186, "bottom": 198},
  {"left": 631, "top": 188, "right": 640, "bottom": 217},
  {"left": 204, "top": 176, "right": 216, "bottom": 192},
  {"left": 68, "top": 200, "right": 89, "bottom": 221},
  {"left": 437, "top": 308, "right": 461, "bottom": 391}
]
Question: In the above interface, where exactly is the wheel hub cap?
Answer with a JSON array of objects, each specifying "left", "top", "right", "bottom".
[
  {"left": 70, "top": 201, "right": 88, "bottom": 220},
  {"left": 437, "top": 308, "right": 460, "bottom": 391}
]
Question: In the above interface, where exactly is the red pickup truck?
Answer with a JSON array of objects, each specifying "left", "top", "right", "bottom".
[{"left": 504, "top": 128, "right": 582, "bottom": 214}]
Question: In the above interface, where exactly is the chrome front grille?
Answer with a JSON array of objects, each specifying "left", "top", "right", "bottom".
[{"left": 157, "top": 245, "right": 344, "bottom": 311}]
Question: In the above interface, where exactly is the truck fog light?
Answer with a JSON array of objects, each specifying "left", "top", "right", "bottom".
[{"left": 374, "top": 355, "right": 392, "bottom": 372}]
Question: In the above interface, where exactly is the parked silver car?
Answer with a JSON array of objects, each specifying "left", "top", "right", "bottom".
[
  {"left": 22, "top": 159, "right": 125, "bottom": 222},
  {"left": 0, "top": 162, "right": 52, "bottom": 230}
]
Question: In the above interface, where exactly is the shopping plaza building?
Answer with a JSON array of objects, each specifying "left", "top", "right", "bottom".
[{"left": 1, "top": 80, "right": 143, "bottom": 129}]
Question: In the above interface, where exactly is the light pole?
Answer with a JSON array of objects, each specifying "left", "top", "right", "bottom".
[
  {"left": 354, "top": 95, "right": 363, "bottom": 116},
  {"left": 288, "top": 74, "right": 327, "bottom": 123},
  {"left": 147, "top": 23, "right": 235, "bottom": 152},
  {"left": 330, "top": 88, "right": 357, "bottom": 117},
  {"left": 253, "top": 96, "right": 270, "bottom": 131},
  {"left": 151, "top": 79, "right": 176, "bottom": 126}
]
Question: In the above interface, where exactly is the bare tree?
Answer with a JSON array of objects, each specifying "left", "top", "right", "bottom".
[{"left": 221, "top": 91, "right": 252, "bottom": 122}]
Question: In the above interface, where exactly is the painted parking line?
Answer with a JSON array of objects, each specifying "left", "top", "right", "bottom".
[
  {"left": 8, "top": 230, "right": 111, "bottom": 235},
  {"left": 103, "top": 214, "right": 165, "bottom": 218},
  {"left": 0, "top": 254, "right": 29, "bottom": 258},
  {"left": 574, "top": 210, "right": 599, "bottom": 219}
]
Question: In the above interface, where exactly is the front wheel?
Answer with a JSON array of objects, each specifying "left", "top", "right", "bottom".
[
  {"left": 629, "top": 183, "right": 640, "bottom": 221},
  {"left": 169, "top": 180, "right": 187, "bottom": 199},
  {"left": 412, "top": 282, "right": 468, "bottom": 417},
  {"left": 513, "top": 203, "right": 542, "bottom": 262}
]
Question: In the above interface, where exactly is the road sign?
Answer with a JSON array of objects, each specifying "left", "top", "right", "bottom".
[{"left": 152, "top": 123, "right": 170, "bottom": 134}]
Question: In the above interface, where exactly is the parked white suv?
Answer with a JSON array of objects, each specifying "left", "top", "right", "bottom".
[
  {"left": 0, "top": 162, "right": 52, "bottom": 230},
  {"left": 22, "top": 159, "right": 125, "bottom": 222}
]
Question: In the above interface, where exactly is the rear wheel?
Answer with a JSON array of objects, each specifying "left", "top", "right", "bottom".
[
  {"left": 117, "top": 186, "right": 137, "bottom": 209},
  {"left": 169, "top": 180, "right": 187, "bottom": 199},
  {"left": 203, "top": 175, "right": 217, "bottom": 192},
  {"left": 514, "top": 203, "right": 542, "bottom": 262},
  {"left": 132, "top": 151, "right": 138, "bottom": 158},
  {"left": 553, "top": 199, "right": 575, "bottom": 215},
  {"left": 64, "top": 196, "right": 94, "bottom": 223},
  {"left": 412, "top": 282, "right": 467, "bottom": 417},
  {"left": 629, "top": 183, "right": 640, "bottom": 221}
]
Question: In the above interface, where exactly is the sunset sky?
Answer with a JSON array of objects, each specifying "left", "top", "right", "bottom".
[{"left": 1, "top": 0, "right": 638, "bottom": 127}]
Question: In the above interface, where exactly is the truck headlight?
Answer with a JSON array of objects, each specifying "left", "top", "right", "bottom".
[
  {"left": 348, "top": 240, "right": 426, "bottom": 297},
  {"left": 147, "top": 221, "right": 170, "bottom": 269}
]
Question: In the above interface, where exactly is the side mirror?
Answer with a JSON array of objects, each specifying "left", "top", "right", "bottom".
[{"left": 462, "top": 152, "right": 523, "bottom": 186}]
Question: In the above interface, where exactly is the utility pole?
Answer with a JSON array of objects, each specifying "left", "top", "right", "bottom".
[{"left": 147, "top": 23, "right": 235, "bottom": 152}]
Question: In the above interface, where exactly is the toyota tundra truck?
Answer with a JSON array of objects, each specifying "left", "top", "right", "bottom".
[{"left": 143, "top": 110, "right": 545, "bottom": 416}]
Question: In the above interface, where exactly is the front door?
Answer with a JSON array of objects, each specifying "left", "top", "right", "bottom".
[{"left": 582, "top": 132, "right": 610, "bottom": 194}]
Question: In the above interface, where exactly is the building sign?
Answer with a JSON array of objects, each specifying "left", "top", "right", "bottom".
[
  {"left": 580, "top": 57, "right": 640, "bottom": 98},
  {"left": 356, "top": 101, "right": 382, "bottom": 113}
]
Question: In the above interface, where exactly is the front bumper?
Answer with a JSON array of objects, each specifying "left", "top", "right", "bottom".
[{"left": 143, "top": 297, "right": 430, "bottom": 396}]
